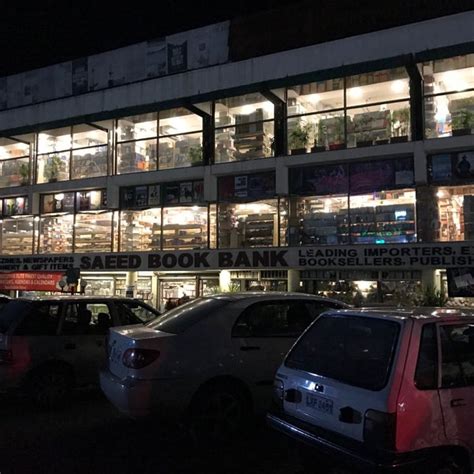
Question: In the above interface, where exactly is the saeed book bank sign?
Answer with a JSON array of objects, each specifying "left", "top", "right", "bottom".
[{"left": 2, "top": 244, "right": 474, "bottom": 272}]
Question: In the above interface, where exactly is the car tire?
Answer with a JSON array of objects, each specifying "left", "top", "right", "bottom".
[
  {"left": 26, "top": 364, "right": 74, "bottom": 410},
  {"left": 188, "top": 380, "right": 251, "bottom": 447},
  {"left": 432, "top": 456, "right": 468, "bottom": 474}
]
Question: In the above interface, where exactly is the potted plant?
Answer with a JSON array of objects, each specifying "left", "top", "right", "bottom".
[
  {"left": 19, "top": 162, "right": 30, "bottom": 186},
  {"left": 288, "top": 122, "right": 312, "bottom": 155},
  {"left": 391, "top": 108, "right": 410, "bottom": 143},
  {"left": 319, "top": 116, "right": 346, "bottom": 151},
  {"left": 44, "top": 155, "right": 64, "bottom": 183},
  {"left": 356, "top": 132, "right": 373, "bottom": 148},
  {"left": 188, "top": 146, "right": 203, "bottom": 166},
  {"left": 451, "top": 110, "right": 474, "bottom": 137}
]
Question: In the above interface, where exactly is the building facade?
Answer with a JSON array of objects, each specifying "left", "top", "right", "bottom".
[{"left": 0, "top": 12, "right": 473, "bottom": 310}]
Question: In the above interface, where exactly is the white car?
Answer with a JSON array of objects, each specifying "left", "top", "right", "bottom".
[
  {"left": 267, "top": 308, "right": 474, "bottom": 474},
  {"left": 100, "top": 292, "right": 348, "bottom": 439}
]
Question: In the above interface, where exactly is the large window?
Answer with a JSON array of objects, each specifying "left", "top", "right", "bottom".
[
  {"left": 0, "top": 135, "right": 32, "bottom": 188},
  {"left": 215, "top": 93, "right": 274, "bottom": 163},
  {"left": 37, "top": 123, "right": 109, "bottom": 183},
  {"left": 349, "top": 190, "right": 416, "bottom": 244},
  {"left": 423, "top": 54, "right": 474, "bottom": 139},
  {"left": 435, "top": 186, "right": 474, "bottom": 242},
  {"left": 218, "top": 200, "right": 279, "bottom": 248},
  {"left": 0, "top": 216, "right": 34, "bottom": 255},
  {"left": 117, "top": 113, "right": 157, "bottom": 174},
  {"left": 120, "top": 209, "right": 162, "bottom": 252},
  {"left": 159, "top": 108, "right": 203, "bottom": 169},
  {"left": 287, "top": 67, "right": 411, "bottom": 154},
  {"left": 117, "top": 108, "right": 204, "bottom": 174},
  {"left": 39, "top": 190, "right": 111, "bottom": 253},
  {"left": 162, "top": 206, "right": 208, "bottom": 250},
  {"left": 290, "top": 159, "right": 415, "bottom": 245}
]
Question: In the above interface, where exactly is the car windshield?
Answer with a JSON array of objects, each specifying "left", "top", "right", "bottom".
[
  {"left": 147, "top": 297, "right": 230, "bottom": 334},
  {"left": 285, "top": 314, "right": 400, "bottom": 391},
  {"left": 0, "top": 300, "right": 30, "bottom": 333}
]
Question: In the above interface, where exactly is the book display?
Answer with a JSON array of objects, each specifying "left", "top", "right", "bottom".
[
  {"left": 297, "top": 194, "right": 415, "bottom": 245},
  {"left": 298, "top": 198, "right": 349, "bottom": 245},
  {"left": 120, "top": 210, "right": 161, "bottom": 252},
  {"left": 162, "top": 208, "right": 207, "bottom": 249},
  {"left": 350, "top": 110, "right": 391, "bottom": 145},
  {"left": 234, "top": 109, "right": 272, "bottom": 160},
  {"left": 74, "top": 213, "right": 113, "bottom": 253},
  {"left": 240, "top": 213, "right": 278, "bottom": 247},
  {"left": 0, "top": 217, "right": 34, "bottom": 254},
  {"left": 351, "top": 203, "right": 416, "bottom": 243},
  {"left": 40, "top": 215, "right": 74, "bottom": 253}
]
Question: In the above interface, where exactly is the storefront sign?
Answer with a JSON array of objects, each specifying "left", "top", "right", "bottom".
[
  {"left": 430, "top": 150, "right": 474, "bottom": 183},
  {"left": 289, "top": 158, "right": 414, "bottom": 196},
  {"left": 0, "top": 272, "right": 64, "bottom": 291},
  {"left": 3, "top": 243, "right": 474, "bottom": 273},
  {"left": 218, "top": 172, "right": 275, "bottom": 201}
]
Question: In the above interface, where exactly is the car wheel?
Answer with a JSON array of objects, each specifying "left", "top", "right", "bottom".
[
  {"left": 188, "top": 380, "right": 251, "bottom": 446},
  {"left": 27, "top": 365, "right": 74, "bottom": 410},
  {"left": 430, "top": 456, "right": 467, "bottom": 474}
]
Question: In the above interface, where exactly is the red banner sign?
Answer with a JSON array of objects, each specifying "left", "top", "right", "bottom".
[{"left": 0, "top": 272, "right": 63, "bottom": 291}]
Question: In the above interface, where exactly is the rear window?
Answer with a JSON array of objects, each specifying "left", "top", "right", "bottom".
[
  {"left": 147, "top": 297, "right": 230, "bottom": 334},
  {"left": 0, "top": 301, "right": 30, "bottom": 333},
  {"left": 285, "top": 315, "right": 400, "bottom": 391}
]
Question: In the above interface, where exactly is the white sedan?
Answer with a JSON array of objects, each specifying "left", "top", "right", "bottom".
[{"left": 100, "top": 292, "right": 348, "bottom": 440}]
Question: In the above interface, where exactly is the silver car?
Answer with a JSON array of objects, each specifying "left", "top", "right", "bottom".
[{"left": 0, "top": 295, "right": 160, "bottom": 408}]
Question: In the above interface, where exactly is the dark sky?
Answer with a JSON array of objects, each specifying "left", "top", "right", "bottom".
[{"left": 1, "top": 0, "right": 473, "bottom": 77}]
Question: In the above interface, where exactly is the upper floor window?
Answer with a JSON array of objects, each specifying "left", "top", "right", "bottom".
[
  {"left": 287, "top": 67, "right": 411, "bottom": 154},
  {"left": 159, "top": 108, "right": 203, "bottom": 170},
  {"left": 37, "top": 122, "right": 110, "bottom": 184},
  {"left": 423, "top": 54, "right": 474, "bottom": 139},
  {"left": 215, "top": 93, "right": 274, "bottom": 163},
  {"left": 0, "top": 135, "right": 32, "bottom": 188}
]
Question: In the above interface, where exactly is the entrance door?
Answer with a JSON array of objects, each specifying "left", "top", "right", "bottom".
[{"left": 438, "top": 323, "right": 474, "bottom": 448}]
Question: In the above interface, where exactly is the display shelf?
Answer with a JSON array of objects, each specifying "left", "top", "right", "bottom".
[
  {"left": 162, "top": 223, "right": 205, "bottom": 248},
  {"left": 241, "top": 213, "right": 277, "bottom": 247}
]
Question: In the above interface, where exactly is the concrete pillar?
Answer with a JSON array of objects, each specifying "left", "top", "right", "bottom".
[
  {"left": 126, "top": 271, "right": 137, "bottom": 297},
  {"left": 151, "top": 273, "right": 159, "bottom": 309},
  {"left": 421, "top": 269, "right": 436, "bottom": 290},
  {"left": 219, "top": 270, "right": 232, "bottom": 292},
  {"left": 287, "top": 269, "right": 301, "bottom": 292}
]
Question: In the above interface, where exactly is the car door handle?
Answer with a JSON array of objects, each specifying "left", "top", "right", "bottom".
[
  {"left": 240, "top": 346, "right": 260, "bottom": 351},
  {"left": 451, "top": 398, "right": 467, "bottom": 408},
  {"left": 64, "top": 343, "right": 76, "bottom": 350}
]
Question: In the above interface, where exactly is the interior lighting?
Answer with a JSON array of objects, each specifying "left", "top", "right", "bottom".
[
  {"left": 436, "top": 190, "right": 447, "bottom": 198},
  {"left": 241, "top": 105, "right": 256, "bottom": 115},
  {"left": 307, "top": 94, "right": 321, "bottom": 104},
  {"left": 391, "top": 80, "right": 405, "bottom": 94},
  {"left": 349, "top": 87, "right": 363, "bottom": 99},
  {"left": 443, "top": 71, "right": 468, "bottom": 92},
  {"left": 54, "top": 193, "right": 65, "bottom": 201},
  {"left": 167, "top": 117, "right": 187, "bottom": 134}
]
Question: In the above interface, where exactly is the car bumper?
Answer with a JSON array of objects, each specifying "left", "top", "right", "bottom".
[
  {"left": 266, "top": 411, "right": 428, "bottom": 473},
  {"left": 100, "top": 368, "right": 187, "bottom": 419}
]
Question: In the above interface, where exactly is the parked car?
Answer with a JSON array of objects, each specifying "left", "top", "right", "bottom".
[
  {"left": 0, "top": 295, "right": 160, "bottom": 407},
  {"left": 267, "top": 307, "right": 474, "bottom": 474},
  {"left": 100, "top": 292, "right": 348, "bottom": 440}
]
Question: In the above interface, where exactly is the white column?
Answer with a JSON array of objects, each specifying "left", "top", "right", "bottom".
[
  {"left": 219, "top": 270, "right": 232, "bottom": 292},
  {"left": 126, "top": 271, "right": 137, "bottom": 297},
  {"left": 287, "top": 269, "right": 301, "bottom": 292}
]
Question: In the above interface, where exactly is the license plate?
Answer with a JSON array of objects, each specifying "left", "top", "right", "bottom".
[{"left": 306, "top": 393, "right": 333, "bottom": 414}]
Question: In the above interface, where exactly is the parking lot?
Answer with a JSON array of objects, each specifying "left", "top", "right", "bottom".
[{"left": 0, "top": 390, "right": 308, "bottom": 474}]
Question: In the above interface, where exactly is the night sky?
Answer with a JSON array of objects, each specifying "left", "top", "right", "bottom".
[{"left": 1, "top": 0, "right": 472, "bottom": 77}]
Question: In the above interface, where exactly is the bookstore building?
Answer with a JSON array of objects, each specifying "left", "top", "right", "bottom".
[{"left": 0, "top": 12, "right": 473, "bottom": 310}]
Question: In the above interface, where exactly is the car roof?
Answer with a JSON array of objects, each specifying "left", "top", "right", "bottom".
[
  {"left": 11, "top": 295, "right": 145, "bottom": 303},
  {"left": 324, "top": 307, "right": 474, "bottom": 323},
  {"left": 204, "top": 292, "right": 349, "bottom": 306}
]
